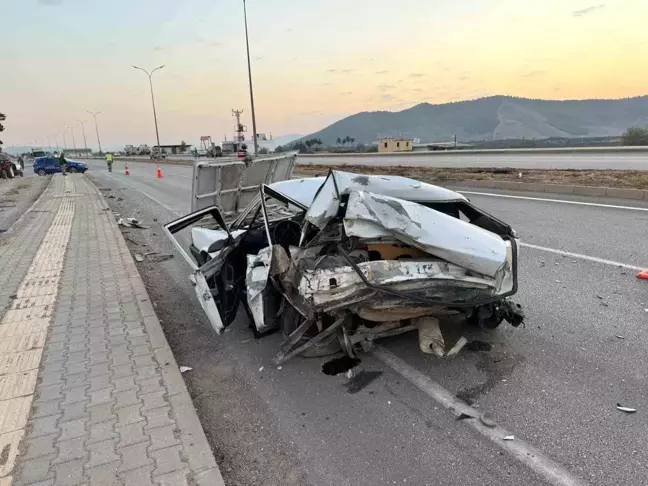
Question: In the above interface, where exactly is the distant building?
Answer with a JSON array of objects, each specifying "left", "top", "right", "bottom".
[{"left": 378, "top": 137, "right": 413, "bottom": 153}]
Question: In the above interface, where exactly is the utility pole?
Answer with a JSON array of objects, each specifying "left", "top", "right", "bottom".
[
  {"left": 69, "top": 125, "right": 77, "bottom": 150},
  {"left": 86, "top": 110, "right": 103, "bottom": 153},
  {"left": 132, "top": 65, "right": 165, "bottom": 157},
  {"left": 62, "top": 128, "right": 68, "bottom": 150},
  {"left": 242, "top": 0, "right": 258, "bottom": 156}
]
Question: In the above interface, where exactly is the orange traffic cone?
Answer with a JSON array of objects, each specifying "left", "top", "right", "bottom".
[
  {"left": 637, "top": 269, "right": 648, "bottom": 280},
  {"left": 125, "top": 163, "right": 130, "bottom": 176},
  {"left": 156, "top": 165, "right": 163, "bottom": 179}
]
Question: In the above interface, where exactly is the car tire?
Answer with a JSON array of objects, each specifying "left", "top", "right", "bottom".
[
  {"left": 68, "top": 167, "right": 78, "bottom": 174},
  {"left": 0, "top": 170, "right": 6, "bottom": 179},
  {"left": 37, "top": 169, "right": 47, "bottom": 176},
  {"left": 7, "top": 166, "right": 14, "bottom": 179}
]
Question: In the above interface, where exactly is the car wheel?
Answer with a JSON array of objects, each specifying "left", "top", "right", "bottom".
[
  {"left": 0, "top": 170, "right": 6, "bottom": 179},
  {"left": 281, "top": 304, "right": 342, "bottom": 358},
  {"left": 7, "top": 166, "right": 14, "bottom": 179},
  {"left": 68, "top": 167, "right": 78, "bottom": 174},
  {"left": 37, "top": 169, "right": 47, "bottom": 176},
  {"left": 18, "top": 171, "right": 24, "bottom": 177}
]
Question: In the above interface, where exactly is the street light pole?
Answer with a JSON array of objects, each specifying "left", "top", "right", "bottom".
[
  {"left": 62, "top": 128, "right": 68, "bottom": 150},
  {"left": 86, "top": 111, "right": 103, "bottom": 153},
  {"left": 77, "top": 120, "right": 88, "bottom": 156},
  {"left": 242, "top": 0, "right": 259, "bottom": 156},
  {"left": 69, "top": 125, "right": 77, "bottom": 150},
  {"left": 132, "top": 65, "right": 165, "bottom": 156}
]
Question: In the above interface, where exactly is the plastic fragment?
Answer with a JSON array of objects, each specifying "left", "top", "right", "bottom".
[
  {"left": 259, "top": 366, "right": 264, "bottom": 372},
  {"left": 616, "top": 404, "right": 637, "bottom": 413},
  {"left": 134, "top": 254, "right": 144, "bottom": 262},
  {"left": 503, "top": 435, "right": 515, "bottom": 441},
  {"left": 179, "top": 366, "right": 192, "bottom": 373},
  {"left": 480, "top": 413, "right": 497, "bottom": 428}
]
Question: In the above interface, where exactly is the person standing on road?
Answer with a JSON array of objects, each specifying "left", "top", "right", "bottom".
[
  {"left": 105, "top": 152, "right": 113, "bottom": 172},
  {"left": 58, "top": 152, "right": 67, "bottom": 176}
]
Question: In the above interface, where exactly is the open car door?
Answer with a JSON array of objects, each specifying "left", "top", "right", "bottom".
[{"left": 163, "top": 206, "right": 242, "bottom": 334}]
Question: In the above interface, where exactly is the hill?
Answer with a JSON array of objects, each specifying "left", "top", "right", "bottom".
[{"left": 303, "top": 95, "right": 648, "bottom": 145}]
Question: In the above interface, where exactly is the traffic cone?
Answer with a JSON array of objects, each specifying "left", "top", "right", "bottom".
[
  {"left": 125, "top": 163, "right": 130, "bottom": 176},
  {"left": 156, "top": 165, "right": 163, "bottom": 179},
  {"left": 637, "top": 269, "right": 648, "bottom": 280}
]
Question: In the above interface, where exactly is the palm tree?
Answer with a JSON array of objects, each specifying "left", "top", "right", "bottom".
[{"left": 336, "top": 137, "right": 342, "bottom": 145}]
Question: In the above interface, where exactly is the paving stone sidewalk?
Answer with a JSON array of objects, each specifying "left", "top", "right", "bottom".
[{"left": 2, "top": 175, "right": 224, "bottom": 485}]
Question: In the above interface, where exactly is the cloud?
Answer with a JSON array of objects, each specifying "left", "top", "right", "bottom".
[
  {"left": 381, "top": 94, "right": 396, "bottom": 102},
  {"left": 340, "top": 92, "right": 353, "bottom": 96},
  {"left": 327, "top": 69, "right": 337, "bottom": 73},
  {"left": 154, "top": 46, "right": 164, "bottom": 52},
  {"left": 378, "top": 84, "right": 396, "bottom": 91},
  {"left": 572, "top": 4, "right": 605, "bottom": 16},
  {"left": 412, "top": 88, "right": 423, "bottom": 92},
  {"left": 208, "top": 41, "right": 221, "bottom": 47},
  {"left": 321, "top": 82, "right": 332, "bottom": 86},
  {"left": 409, "top": 73, "right": 424, "bottom": 78},
  {"left": 38, "top": 0, "right": 63, "bottom": 5},
  {"left": 255, "top": 56, "right": 264, "bottom": 60},
  {"left": 375, "top": 70, "right": 388, "bottom": 75},
  {"left": 459, "top": 76, "right": 470, "bottom": 81},
  {"left": 341, "top": 69, "right": 354, "bottom": 73}
]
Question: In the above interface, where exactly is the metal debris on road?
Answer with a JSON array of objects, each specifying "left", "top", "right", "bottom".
[
  {"left": 596, "top": 295, "right": 604, "bottom": 300},
  {"left": 616, "top": 335, "right": 625, "bottom": 339},
  {"left": 456, "top": 413, "right": 473, "bottom": 421},
  {"left": 259, "top": 366, "right": 264, "bottom": 372},
  {"left": 180, "top": 366, "right": 193, "bottom": 373},
  {"left": 134, "top": 254, "right": 144, "bottom": 262},
  {"left": 616, "top": 404, "right": 637, "bottom": 413},
  {"left": 503, "top": 435, "right": 515, "bottom": 441}
]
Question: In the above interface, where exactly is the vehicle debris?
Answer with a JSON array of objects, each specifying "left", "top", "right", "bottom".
[
  {"left": 179, "top": 366, "right": 193, "bottom": 373},
  {"left": 322, "top": 356, "right": 361, "bottom": 376},
  {"left": 456, "top": 413, "right": 473, "bottom": 421},
  {"left": 616, "top": 335, "right": 625, "bottom": 339},
  {"left": 164, "top": 160, "right": 524, "bottom": 368},
  {"left": 134, "top": 253, "right": 144, "bottom": 262},
  {"left": 503, "top": 435, "right": 515, "bottom": 441},
  {"left": 616, "top": 404, "right": 637, "bottom": 413},
  {"left": 345, "top": 370, "right": 383, "bottom": 394}
]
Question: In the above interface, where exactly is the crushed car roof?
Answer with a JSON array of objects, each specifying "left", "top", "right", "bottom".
[{"left": 267, "top": 171, "right": 468, "bottom": 208}]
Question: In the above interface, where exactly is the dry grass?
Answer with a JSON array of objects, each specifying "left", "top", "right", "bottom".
[{"left": 296, "top": 164, "right": 648, "bottom": 189}]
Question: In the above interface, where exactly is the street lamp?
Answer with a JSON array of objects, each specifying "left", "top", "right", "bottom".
[
  {"left": 132, "top": 65, "right": 165, "bottom": 157},
  {"left": 86, "top": 110, "right": 103, "bottom": 153},
  {"left": 77, "top": 120, "right": 88, "bottom": 156},
  {"left": 242, "top": 0, "right": 259, "bottom": 156},
  {"left": 66, "top": 125, "right": 77, "bottom": 151}
]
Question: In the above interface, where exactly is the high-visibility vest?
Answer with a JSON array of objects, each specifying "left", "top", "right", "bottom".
[{"left": 106, "top": 154, "right": 113, "bottom": 162}]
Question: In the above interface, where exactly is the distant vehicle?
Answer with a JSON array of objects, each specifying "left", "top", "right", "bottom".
[
  {"left": 31, "top": 149, "right": 47, "bottom": 158},
  {"left": 0, "top": 153, "right": 23, "bottom": 179},
  {"left": 124, "top": 145, "right": 138, "bottom": 156},
  {"left": 33, "top": 156, "right": 88, "bottom": 175},
  {"left": 137, "top": 144, "right": 151, "bottom": 156},
  {"left": 151, "top": 147, "right": 167, "bottom": 159}
]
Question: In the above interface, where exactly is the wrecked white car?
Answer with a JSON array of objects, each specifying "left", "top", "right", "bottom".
[{"left": 165, "top": 169, "right": 523, "bottom": 366}]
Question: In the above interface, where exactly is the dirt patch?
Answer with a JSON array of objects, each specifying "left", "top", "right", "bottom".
[{"left": 296, "top": 164, "right": 648, "bottom": 189}]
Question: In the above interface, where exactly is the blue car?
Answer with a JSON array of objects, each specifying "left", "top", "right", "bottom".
[{"left": 33, "top": 156, "right": 88, "bottom": 176}]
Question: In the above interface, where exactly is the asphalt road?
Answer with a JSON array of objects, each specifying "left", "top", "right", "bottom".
[
  {"left": 301, "top": 152, "right": 648, "bottom": 170},
  {"left": 108, "top": 150, "right": 648, "bottom": 170},
  {"left": 87, "top": 158, "right": 648, "bottom": 486}
]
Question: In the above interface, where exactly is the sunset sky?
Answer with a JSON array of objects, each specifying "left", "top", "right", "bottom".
[{"left": 3, "top": 0, "right": 647, "bottom": 149}]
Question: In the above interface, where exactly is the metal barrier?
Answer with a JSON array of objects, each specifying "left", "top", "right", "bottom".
[{"left": 191, "top": 152, "right": 297, "bottom": 216}]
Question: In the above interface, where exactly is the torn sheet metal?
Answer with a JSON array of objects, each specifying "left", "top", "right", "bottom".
[
  {"left": 344, "top": 190, "right": 508, "bottom": 278},
  {"left": 246, "top": 247, "right": 272, "bottom": 332},
  {"left": 303, "top": 170, "right": 468, "bottom": 231},
  {"left": 298, "top": 259, "right": 497, "bottom": 308}
]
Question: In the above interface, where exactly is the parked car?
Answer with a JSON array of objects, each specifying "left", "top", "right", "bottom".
[
  {"left": 124, "top": 145, "right": 138, "bottom": 156},
  {"left": 165, "top": 165, "right": 524, "bottom": 367},
  {"left": 137, "top": 144, "right": 151, "bottom": 156},
  {"left": 0, "top": 153, "right": 24, "bottom": 179},
  {"left": 33, "top": 156, "right": 88, "bottom": 175}
]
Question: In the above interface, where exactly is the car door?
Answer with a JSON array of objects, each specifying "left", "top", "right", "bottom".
[
  {"left": 164, "top": 205, "right": 253, "bottom": 334},
  {"left": 46, "top": 157, "right": 61, "bottom": 173}
]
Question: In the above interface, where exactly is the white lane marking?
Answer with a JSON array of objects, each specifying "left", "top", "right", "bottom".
[
  {"left": 374, "top": 348, "right": 587, "bottom": 486},
  {"left": 521, "top": 242, "right": 644, "bottom": 271},
  {"left": 166, "top": 173, "right": 192, "bottom": 178},
  {"left": 461, "top": 191, "right": 648, "bottom": 212},
  {"left": 104, "top": 173, "right": 183, "bottom": 216}
]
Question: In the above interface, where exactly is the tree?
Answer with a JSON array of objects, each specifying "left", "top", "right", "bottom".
[
  {"left": 275, "top": 145, "right": 284, "bottom": 153},
  {"left": 336, "top": 137, "right": 342, "bottom": 145},
  {"left": 622, "top": 126, "right": 648, "bottom": 146},
  {"left": 305, "top": 140, "right": 313, "bottom": 151},
  {"left": 180, "top": 140, "right": 188, "bottom": 153},
  {"left": 259, "top": 147, "right": 269, "bottom": 154},
  {"left": 0, "top": 112, "right": 5, "bottom": 133}
]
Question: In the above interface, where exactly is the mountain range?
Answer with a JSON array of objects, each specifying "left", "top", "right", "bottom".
[{"left": 303, "top": 95, "right": 648, "bottom": 145}]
